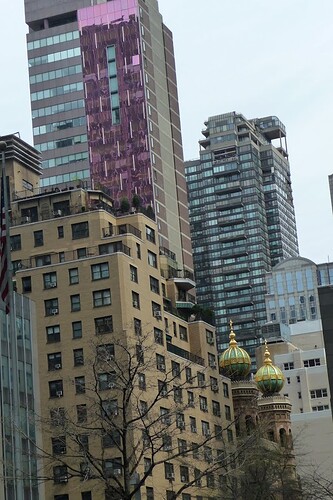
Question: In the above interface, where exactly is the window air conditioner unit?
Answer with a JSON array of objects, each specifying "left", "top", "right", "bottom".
[
  {"left": 202, "top": 405, "right": 208, "bottom": 412},
  {"left": 108, "top": 382, "right": 115, "bottom": 389},
  {"left": 54, "top": 364, "right": 62, "bottom": 370},
  {"left": 159, "top": 363, "right": 165, "bottom": 371},
  {"left": 191, "top": 426, "right": 197, "bottom": 433},
  {"left": 51, "top": 308, "right": 58, "bottom": 315},
  {"left": 22, "top": 216, "right": 31, "bottom": 224},
  {"left": 212, "top": 384, "right": 219, "bottom": 392},
  {"left": 49, "top": 282, "right": 57, "bottom": 288},
  {"left": 154, "top": 310, "right": 162, "bottom": 319},
  {"left": 58, "top": 475, "right": 68, "bottom": 483},
  {"left": 181, "top": 476, "right": 187, "bottom": 482},
  {"left": 113, "top": 469, "right": 121, "bottom": 476},
  {"left": 207, "top": 338, "right": 214, "bottom": 345},
  {"left": 179, "top": 422, "right": 185, "bottom": 430},
  {"left": 166, "top": 472, "right": 174, "bottom": 480},
  {"left": 56, "top": 390, "right": 63, "bottom": 397},
  {"left": 210, "top": 362, "right": 217, "bottom": 369},
  {"left": 204, "top": 429, "right": 211, "bottom": 437},
  {"left": 54, "top": 210, "right": 62, "bottom": 217}
]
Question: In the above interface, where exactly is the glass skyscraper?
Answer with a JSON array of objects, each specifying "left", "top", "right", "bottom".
[
  {"left": 25, "top": 0, "right": 192, "bottom": 271},
  {"left": 185, "top": 112, "right": 299, "bottom": 361}
]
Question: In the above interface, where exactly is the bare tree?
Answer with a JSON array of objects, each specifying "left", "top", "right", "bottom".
[{"left": 34, "top": 332, "right": 241, "bottom": 499}]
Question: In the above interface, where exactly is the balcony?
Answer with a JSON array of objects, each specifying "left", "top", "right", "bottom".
[
  {"left": 161, "top": 268, "right": 195, "bottom": 291},
  {"left": 167, "top": 343, "right": 204, "bottom": 367},
  {"left": 176, "top": 292, "right": 196, "bottom": 310},
  {"left": 102, "top": 224, "right": 141, "bottom": 239},
  {"left": 16, "top": 242, "right": 131, "bottom": 272}
]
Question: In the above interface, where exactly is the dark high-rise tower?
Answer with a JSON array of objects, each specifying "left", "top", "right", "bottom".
[
  {"left": 185, "top": 112, "right": 299, "bottom": 361},
  {"left": 25, "top": 0, "right": 192, "bottom": 270}
]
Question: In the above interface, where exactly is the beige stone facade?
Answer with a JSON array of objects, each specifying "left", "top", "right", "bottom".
[{"left": 9, "top": 181, "right": 233, "bottom": 499}]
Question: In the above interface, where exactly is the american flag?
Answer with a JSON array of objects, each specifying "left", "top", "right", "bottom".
[{"left": 0, "top": 174, "right": 9, "bottom": 314}]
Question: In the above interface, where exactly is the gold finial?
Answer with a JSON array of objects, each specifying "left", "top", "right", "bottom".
[
  {"left": 263, "top": 339, "right": 272, "bottom": 365},
  {"left": 229, "top": 319, "right": 237, "bottom": 346}
]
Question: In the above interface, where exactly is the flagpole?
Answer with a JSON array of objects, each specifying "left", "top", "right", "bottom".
[{"left": 0, "top": 141, "right": 24, "bottom": 500}]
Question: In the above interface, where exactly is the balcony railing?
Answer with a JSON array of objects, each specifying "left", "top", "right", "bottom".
[
  {"left": 16, "top": 242, "right": 131, "bottom": 271},
  {"left": 102, "top": 224, "right": 141, "bottom": 239},
  {"left": 167, "top": 343, "right": 204, "bottom": 367}
]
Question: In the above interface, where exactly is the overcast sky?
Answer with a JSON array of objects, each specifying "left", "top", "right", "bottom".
[{"left": 1, "top": 0, "right": 333, "bottom": 264}]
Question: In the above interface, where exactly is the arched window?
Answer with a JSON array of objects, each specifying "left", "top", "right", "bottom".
[{"left": 280, "top": 428, "right": 287, "bottom": 447}]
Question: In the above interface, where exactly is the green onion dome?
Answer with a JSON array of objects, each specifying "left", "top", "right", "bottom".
[
  {"left": 255, "top": 341, "right": 285, "bottom": 395},
  {"left": 219, "top": 320, "right": 251, "bottom": 380}
]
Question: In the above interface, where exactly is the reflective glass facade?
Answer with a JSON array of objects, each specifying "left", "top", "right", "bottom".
[
  {"left": 0, "top": 294, "right": 39, "bottom": 499},
  {"left": 185, "top": 112, "right": 299, "bottom": 358},
  {"left": 25, "top": 0, "right": 192, "bottom": 269}
]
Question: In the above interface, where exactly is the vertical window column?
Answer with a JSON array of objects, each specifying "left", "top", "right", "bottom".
[{"left": 107, "top": 45, "right": 120, "bottom": 125}]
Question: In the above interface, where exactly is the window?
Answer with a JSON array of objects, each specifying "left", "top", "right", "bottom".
[
  {"left": 227, "top": 428, "right": 233, "bottom": 443},
  {"left": 55, "top": 494, "right": 69, "bottom": 500},
  {"left": 97, "top": 343, "right": 115, "bottom": 361},
  {"left": 132, "top": 291, "right": 140, "bottom": 309},
  {"left": 204, "top": 446, "right": 213, "bottom": 463},
  {"left": 154, "top": 328, "right": 164, "bottom": 345},
  {"left": 192, "top": 443, "right": 200, "bottom": 460},
  {"left": 77, "top": 247, "right": 87, "bottom": 259},
  {"left": 46, "top": 325, "right": 60, "bottom": 343},
  {"left": 208, "top": 353, "right": 216, "bottom": 368},
  {"left": 180, "top": 465, "right": 189, "bottom": 483},
  {"left": 93, "top": 289, "right": 111, "bottom": 307},
  {"left": 146, "top": 487, "right": 154, "bottom": 500},
  {"left": 150, "top": 276, "right": 159, "bottom": 294},
  {"left": 49, "top": 380, "right": 63, "bottom": 398},
  {"left": 98, "top": 372, "right": 116, "bottom": 391},
  {"left": 134, "top": 318, "right": 142, "bottom": 336},
  {"left": 197, "top": 372, "right": 205, "bottom": 387},
  {"left": 207, "top": 473, "right": 215, "bottom": 488},
  {"left": 212, "top": 400, "right": 221, "bottom": 417},
  {"left": 304, "top": 358, "right": 321, "bottom": 367},
  {"left": 310, "top": 388, "right": 328, "bottom": 399},
  {"left": 146, "top": 226, "right": 155, "bottom": 243},
  {"left": 297, "top": 375, "right": 301, "bottom": 383},
  {"left": 206, "top": 329, "right": 214, "bottom": 345},
  {"left": 144, "top": 458, "right": 152, "bottom": 476},
  {"left": 57, "top": 226, "right": 64, "bottom": 238},
  {"left": 48, "top": 352, "right": 62, "bottom": 371},
  {"left": 298, "top": 392, "right": 302, "bottom": 399},
  {"left": 158, "top": 380, "right": 168, "bottom": 397},
  {"left": 102, "top": 429, "right": 121, "bottom": 448},
  {"left": 77, "top": 434, "right": 89, "bottom": 452},
  {"left": 52, "top": 436, "right": 66, "bottom": 455},
  {"left": 69, "top": 268, "right": 79, "bottom": 284},
  {"left": 178, "top": 438, "right": 187, "bottom": 455},
  {"left": 81, "top": 493, "right": 92, "bottom": 500},
  {"left": 201, "top": 421, "right": 210, "bottom": 436},
  {"left": 72, "top": 221, "right": 89, "bottom": 239},
  {"left": 104, "top": 457, "right": 122, "bottom": 477},
  {"left": 152, "top": 302, "right": 161, "bottom": 317},
  {"left": 199, "top": 396, "right": 208, "bottom": 412},
  {"left": 77, "top": 404, "right": 87, "bottom": 423},
  {"left": 43, "top": 272, "right": 57, "bottom": 289},
  {"left": 312, "top": 405, "right": 329, "bottom": 411},
  {"left": 72, "top": 321, "right": 82, "bottom": 339},
  {"left": 190, "top": 416, "right": 197, "bottom": 433},
  {"left": 74, "top": 348, "right": 84, "bottom": 366},
  {"left": 91, "top": 262, "right": 109, "bottom": 280},
  {"left": 223, "top": 382, "right": 229, "bottom": 398},
  {"left": 10, "top": 234, "right": 21, "bottom": 251},
  {"left": 161, "top": 408, "right": 171, "bottom": 426},
  {"left": 136, "top": 243, "right": 141, "bottom": 259},
  {"left": 225, "top": 405, "right": 231, "bottom": 420},
  {"left": 136, "top": 344, "right": 144, "bottom": 364},
  {"left": 215, "top": 424, "right": 223, "bottom": 440},
  {"left": 186, "top": 367, "right": 193, "bottom": 383},
  {"left": 130, "top": 265, "right": 138, "bottom": 283},
  {"left": 284, "top": 362, "right": 294, "bottom": 370},
  {"left": 35, "top": 254, "right": 51, "bottom": 267},
  {"left": 174, "top": 387, "right": 183, "bottom": 404},
  {"left": 187, "top": 391, "right": 194, "bottom": 407},
  {"left": 179, "top": 326, "right": 188, "bottom": 341},
  {"left": 164, "top": 462, "right": 174, "bottom": 480},
  {"left": 45, "top": 298, "right": 59, "bottom": 316},
  {"left": 71, "top": 294, "right": 81, "bottom": 312},
  {"left": 22, "top": 276, "right": 32, "bottom": 293},
  {"left": 148, "top": 250, "right": 157, "bottom": 268},
  {"left": 34, "top": 230, "right": 44, "bottom": 247},
  {"left": 75, "top": 376, "right": 86, "bottom": 394},
  {"left": 138, "top": 373, "right": 146, "bottom": 390},
  {"left": 172, "top": 361, "right": 181, "bottom": 378},
  {"left": 156, "top": 354, "right": 166, "bottom": 371},
  {"left": 53, "top": 465, "right": 68, "bottom": 484},
  {"left": 95, "top": 315, "right": 113, "bottom": 334}
]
